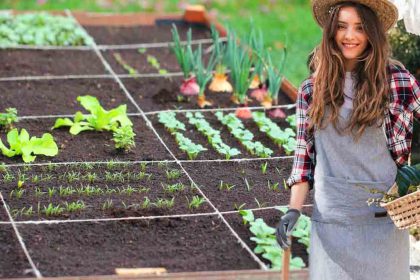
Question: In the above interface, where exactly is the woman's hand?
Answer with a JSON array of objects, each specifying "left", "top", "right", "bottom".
[{"left": 276, "top": 208, "right": 301, "bottom": 249}]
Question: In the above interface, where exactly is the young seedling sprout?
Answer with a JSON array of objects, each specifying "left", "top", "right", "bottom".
[
  {"left": 261, "top": 162, "right": 268, "bottom": 175},
  {"left": 187, "top": 195, "right": 206, "bottom": 209},
  {"left": 191, "top": 44, "right": 217, "bottom": 108},
  {"left": 171, "top": 25, "right": 199, "bottom": 97},
  {"left": 113, "top": 52, "right": 138, "bottom": 76},
  {"left": 219, "top": 180, "right": 236, "bottom": 191},
  {"left": 208, "top": 25, "right": 233, "bottom": 93}
]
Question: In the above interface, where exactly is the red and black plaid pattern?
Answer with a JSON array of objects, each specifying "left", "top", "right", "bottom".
[{"left": 286, "top": 64, "right": 420, "bottom": 189}]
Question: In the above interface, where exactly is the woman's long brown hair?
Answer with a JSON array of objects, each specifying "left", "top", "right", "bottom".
[{"left": 308, "top": 1, "right": 391, "bottom": 140}]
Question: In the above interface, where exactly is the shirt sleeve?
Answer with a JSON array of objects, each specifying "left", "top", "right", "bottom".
[
  {"left": 407, "top": 72, "right": 420, "bottom": 121},
  {"left": 286, "top": 79, "right": 316, "bottom": 189}
]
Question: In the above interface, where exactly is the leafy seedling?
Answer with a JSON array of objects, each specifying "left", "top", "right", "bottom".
[
  {"left": 0, "top": 128, "right": 58, "bottom": 163},
  {"left": 187, "top": 195, "right": 206, "bottom": 209},
  {"left": 0, "top": 108, "right": 18, "bottom": 131},
  {"left": 261, "top": 162, "right": 268, "bottom": 174}
]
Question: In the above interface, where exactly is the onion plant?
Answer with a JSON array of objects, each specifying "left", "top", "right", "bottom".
[
  {"left": 191, "top": 44, "right": 217, "bottom": 108},
  {"left": 227, "top": 39, "right": 254, "bottom": 118},
  {"left": 208, "top": 25, "right": 232, "bottom": 93},
  {"left": 171, "top": 25, "right": 199, "bottom": 96}
]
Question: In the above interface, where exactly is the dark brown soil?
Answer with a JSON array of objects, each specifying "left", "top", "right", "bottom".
[
  {"left": 17, "top": 216, "right": 259, "bottom": 277},
  {"left": 0, "top": 50, "right": 107, "bottom": 78},
  {"left": 150, "top": 111, "right": 296, "bottom": 160},
  {"left": 182, "top": 159, "right": 314, "bottom": 211},
  {"left": 0, "top": 78, "right": 137, "bottom": 116},
  {"left": 84, "top": 21, "right": 211, "bottom": 45},
  {"left": 0, "top": 199, "right": 10, "bottom": 221},
  {"left": 2, "top": 163, "right": 212, "bottom": 221},
  {"left": 0, "top": 116, "right": 171, "bottom": 164},
  {"left": 223, "top": 208, "right": 312, "bottom": 267},
  {"left": 123, "top": 76, "right": 293, "bottom": 112},
  {"left": 0, "top": 225, "right": 33, "bottom": 278},
  {"left": 102, "top": 43, "right": 212, "bottom": 75}
]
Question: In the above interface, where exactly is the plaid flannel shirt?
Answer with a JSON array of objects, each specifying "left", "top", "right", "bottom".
[{"left": 286, "top": 64, "right": 420, "bottom": 189}]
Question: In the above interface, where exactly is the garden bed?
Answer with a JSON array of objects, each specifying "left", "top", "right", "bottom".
[{"left": 0, "top": 8, "right": 308, "bottom": 280}]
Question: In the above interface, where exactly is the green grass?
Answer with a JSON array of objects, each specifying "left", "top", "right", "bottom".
[{"left": 0, "top": 0, "right": 321, "bottom": 86}]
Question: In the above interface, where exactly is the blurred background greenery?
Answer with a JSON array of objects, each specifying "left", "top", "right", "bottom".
[{"left": 0, "top": 0, "right": 322, "bottom": 87}]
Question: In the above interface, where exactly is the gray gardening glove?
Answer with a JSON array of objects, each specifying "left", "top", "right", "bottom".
[{"left": 276, "top": 208, "right": 301, "bottom": 249}]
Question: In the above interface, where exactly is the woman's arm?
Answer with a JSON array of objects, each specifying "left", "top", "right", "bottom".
[
  {"left": 289, "top": 181, "right": 309, "bottom": 211},
  {"left": 285, "top": 79, "right": 315, "bottom": 204}
]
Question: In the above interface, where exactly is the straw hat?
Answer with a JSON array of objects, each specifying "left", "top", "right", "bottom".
[{"left": 311, "top": 0, "right": 398, "bottom": 31}]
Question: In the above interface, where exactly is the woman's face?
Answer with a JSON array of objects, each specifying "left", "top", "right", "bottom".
[{"left": 334, "top": 6, "right": 369, "bottom": 71}]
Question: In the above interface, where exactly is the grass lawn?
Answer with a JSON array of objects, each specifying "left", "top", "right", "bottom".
[{"left": 0, "top": 0, "right": 322, "bottom": 86}]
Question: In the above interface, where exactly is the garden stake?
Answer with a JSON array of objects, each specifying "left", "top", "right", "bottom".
[{"left": 282, "top": 236, "right": 291, "bottom": 280}]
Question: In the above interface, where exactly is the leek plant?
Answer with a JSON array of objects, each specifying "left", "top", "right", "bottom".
[{"left": 170, "top": 25, "right": 199, "bottom": 97}]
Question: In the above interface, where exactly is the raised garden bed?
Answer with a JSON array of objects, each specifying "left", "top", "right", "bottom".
[{"left": 0, "top": 8, "right": 308, "bottom": 280}]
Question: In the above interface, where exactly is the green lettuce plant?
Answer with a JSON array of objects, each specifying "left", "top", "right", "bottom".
[
  {"left": 53, "top": 96, "right": 135, "bottom": 151},
  {"left": 0, "top": 128, "right": 58, "bottom": 163},
  {"left": 53, "top": 95, "right": 132, "bottom": 134}
]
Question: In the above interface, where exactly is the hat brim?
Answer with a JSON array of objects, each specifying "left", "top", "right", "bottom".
[{"left": 311, "top": 0, "right": 398, "bottom": 32}]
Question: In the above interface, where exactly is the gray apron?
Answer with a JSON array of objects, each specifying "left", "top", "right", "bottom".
[{"left": 309, "top": 107, "right": 410, "bottom": 280}]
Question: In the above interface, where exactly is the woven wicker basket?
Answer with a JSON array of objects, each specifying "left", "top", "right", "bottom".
[{"left": 380, "top": 183, "right": 420, "bottom": 229}]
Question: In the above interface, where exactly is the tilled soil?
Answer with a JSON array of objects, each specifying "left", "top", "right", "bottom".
[
  {"left": 0, "top": 78, "right": 137, "bottom": 116},
  {"left": 17, "top": 216, "right": 260, "bottom": 277},
  {"left": 0, "top": 225, "right": 33, "bottom": 278},
  {"left": 1, "top": 163, "right": 213, "bottom": 221},
  {"left": 183, "top": 159, "right": 314, "bottom": 211},
  {"left": 84, "top": 21, "right": 212, "bottom": 45},
  {"left": 0, "top": 50, "right": 107, "bottom": 78}
]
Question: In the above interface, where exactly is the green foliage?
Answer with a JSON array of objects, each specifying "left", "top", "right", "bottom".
[
  {"left": 186, "top": 112, "right": 240, "bottom": 159},
  {"left": 170, "top": 24, "right": 195, "bottom": 79},
  {"left": 215, "top": 111, "right": 273, "bottom": 157},
  {"left": 53, "top": 96, "right": 134, "bottom": 148},
  {"left": 192, "top": 44, "right": 217, "bottom": 96},
  {"left": 0, "top": 128, "right": 58, "bottom": 163},
  {"left": 113, "top": 52, "right": 138, "bottom": 75},
  {"left": 239, "top": 209, "right": 305, "bottom": 270},
  {"left": 265, "top": 51, "right": 284, "bottom": 100},
  {"left": 0, "top": 108, "right": 18, "bottom": 131},
  {"left": 157, "top": 111, "right": 206, "bottom": 159},
  {"left": 210, "top": 24, "right": 227, "bottom": 74},
  {"left": 112, "top": 125, "right": 136, "bottom": 151},
  {"left": 187, "top": 195, "right": 206, "bottom": 209},
  {"left": 286, "top": 114, "right": 296, "bottom": 130},
  {"left": 0, "top": 12, "right": 93, "bottom": 46},
  {"left": 396, "top": 164, "right": 420, "bottom": 197},
  {"left": 252, "top": 111, "right": 296, "bottom": 154},
  {"left": 158, "top": 111, "right": 186, "bottom": 133},
  {"left": 389, "top": 21, "right": 420, "bottom": 76},
  {"left": 226, "top": 32, "right": 253, "bottom": 104}
]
